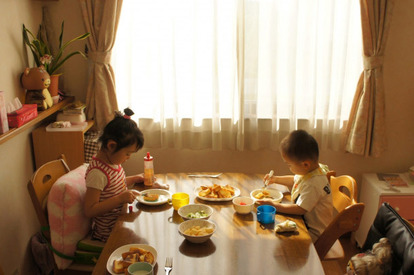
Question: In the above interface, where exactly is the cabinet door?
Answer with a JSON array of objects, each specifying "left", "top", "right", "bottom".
[
  {"left": 32, "top": 121, "right": 94, "bottom": 170},
  {"left": 379, "top": 195, "right": 414, "bottom": 220}
]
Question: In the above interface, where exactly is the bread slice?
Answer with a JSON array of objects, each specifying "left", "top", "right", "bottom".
[{"left": 112, "top": 259, "right": 124, "bottom": 274}]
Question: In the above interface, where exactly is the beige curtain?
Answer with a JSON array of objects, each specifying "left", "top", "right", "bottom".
[
  {"left": 345, "top": 0, "right": 394, "bottom": 157},
  {"left": 79, "top": 0, "right": 123, "bottom": 130}
]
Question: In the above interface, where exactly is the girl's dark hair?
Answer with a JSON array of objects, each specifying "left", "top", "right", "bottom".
[
  {"left": 279, "top": 130, "right": 319, "bottom": 162},
  {"left": 99, "top": 108, "right": 144, "bottom": 152}
]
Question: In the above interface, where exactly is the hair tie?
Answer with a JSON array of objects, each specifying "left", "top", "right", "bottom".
[{"left": 123, "top": 115, "right": 130, "bottom": 119}]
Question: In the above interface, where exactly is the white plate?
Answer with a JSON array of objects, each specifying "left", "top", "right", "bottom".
[
  {"left": 106, "top": 244, "right": 158, "bottom": 275},
  {"left": 195, "top": 185, "right": 241, "bottom": 201},
  {"left": 250, "top": 188, "right": 283, "bottom": 203},
  {"left": 136, "top": 189, "right": 172, "bottom": 206}
]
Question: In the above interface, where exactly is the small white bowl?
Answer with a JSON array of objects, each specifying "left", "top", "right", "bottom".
[
  {"left": 178, "top": 204, "right": 214, "bottom": 220},
  {"left": 178, "top": 219, "right": 216, "bottom": 243},
  {"left": 232, "top": 196, "right": 254, "bottom": 214}
]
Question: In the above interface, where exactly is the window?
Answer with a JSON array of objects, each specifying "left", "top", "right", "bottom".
[{"left": 113, "top": 0, "right": 362, "bottom": 151}]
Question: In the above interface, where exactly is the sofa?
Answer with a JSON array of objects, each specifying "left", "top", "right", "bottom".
[{"left": 363, "top": 202, "right": 414, "bottom": 274}]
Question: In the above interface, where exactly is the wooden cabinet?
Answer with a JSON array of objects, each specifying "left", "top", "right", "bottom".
[
  {"left": 355, "top": 173, "right": 414, "bottom": 247},
  {"left": 32, "top": 121, "right": 94, "bottom": 170}
]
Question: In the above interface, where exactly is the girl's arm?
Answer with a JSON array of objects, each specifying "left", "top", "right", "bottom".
[
  {"left": 84, "top": 187, "right": 140, "bottom": 218},
  {"left": 126, "top": 174, "right": 170, "bottom": 190},
  {"left": 126, "top": 174, "right": 144, "bottom": 187}
]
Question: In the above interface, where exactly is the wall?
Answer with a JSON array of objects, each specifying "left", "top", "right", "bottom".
[
  {"left": 0, "top": 1, "right": 84, "bottom": 274},
  {"left": 0, "top": 0, "right": 413, "bottom": 274}
]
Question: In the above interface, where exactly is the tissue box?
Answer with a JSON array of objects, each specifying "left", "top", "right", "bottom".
[{"left": 7, "top": 104, "right": 38, "bottom": 128}]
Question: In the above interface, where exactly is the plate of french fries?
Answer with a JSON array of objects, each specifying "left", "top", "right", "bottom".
[
  {"left": 195, "top": 184, "right": 240, "bottom": 201},
  {"left": 106, "top": 244, "right": 157, "bottom": 274}
]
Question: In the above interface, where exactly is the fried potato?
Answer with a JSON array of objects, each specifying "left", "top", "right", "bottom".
[
  {"left": 198, "top": 184, "right": 235, "bottom": 199},
  {"left": 254, "top": 190, "right": 271, "bottom": 199},
  {"left": 184, "top": 225, "right": 214, "bottom": 236}
]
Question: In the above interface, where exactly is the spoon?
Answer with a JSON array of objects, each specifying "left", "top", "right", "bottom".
[
  {"left": 188, "top": 173, "right": 223, "bottom": 178},
  {"left": 263, "top": 170, "right": 274, "bottom": 189}
]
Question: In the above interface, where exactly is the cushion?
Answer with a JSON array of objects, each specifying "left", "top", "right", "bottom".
[
  {"left": 47, "top": 164, "right": 91, "bottom": 269},
  {"left": 363, "top": 202, "right": 414, "bottom": 275}
]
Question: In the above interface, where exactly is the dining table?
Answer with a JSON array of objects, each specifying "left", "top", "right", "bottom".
[{"left": 92, "top": 173, "right": 325, "bottom": 275}]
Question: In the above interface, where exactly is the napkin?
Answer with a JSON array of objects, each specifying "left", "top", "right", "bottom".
[
  {"left": 6, "top": 97, "right": 23, "bottom": 114},
  {"left": 275, "top": 220, "right": 297, "bottom": 233}
]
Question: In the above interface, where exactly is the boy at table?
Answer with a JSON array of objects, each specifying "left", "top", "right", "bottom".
[{"left": 257, "top": 129, "right": 333, "bottom": 242}]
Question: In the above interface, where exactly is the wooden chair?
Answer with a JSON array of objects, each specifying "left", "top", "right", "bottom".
[
  {"left": 330, "top": 175, "right": 358, "bottom": 213},
  {"left": 27, "top": 155, "right": 93, "bottom": 274},
  {"left": 314, "top": 175, "right": 365, "bottom": 260},
  {"left": 326, "top": 170, "right": 336, "bottom": 181},
  {"left": 28, "top": 155, "right": 70, "bottom": 241}
]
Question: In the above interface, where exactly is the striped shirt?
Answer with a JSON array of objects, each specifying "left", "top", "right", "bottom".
[{"left": 86, "top": 157, "right": 126, "bottom": 242}]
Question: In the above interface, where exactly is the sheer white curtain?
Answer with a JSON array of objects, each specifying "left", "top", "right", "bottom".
[{"left": 113, "top": 0, "right": 362, "bottom": 151}]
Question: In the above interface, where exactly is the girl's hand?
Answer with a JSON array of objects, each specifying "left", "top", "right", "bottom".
[
  {"left": 151, "top": 181, "right": 169, "bottom": 190},
  {"left": 120, "top": 189, "right": 141, "bottom": 204},
  {"left": 131, "top": 173, "right": 145, "bottom": 184},
  {"left": 129, "top": 174, "right": 158, "bottom": 185}
]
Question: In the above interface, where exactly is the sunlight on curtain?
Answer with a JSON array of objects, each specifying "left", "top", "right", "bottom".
[{"left": 113, "top": 0, "right": 363, "bottom": 151}]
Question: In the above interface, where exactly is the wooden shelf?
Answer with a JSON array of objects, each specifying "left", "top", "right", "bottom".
[{"left": 0, "top": 96, "right": 74, "bottom": 145}]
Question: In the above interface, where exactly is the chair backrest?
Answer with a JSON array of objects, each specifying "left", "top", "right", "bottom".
[
  {"left": 326, "top": 170, "right": 336, "bottom": 181},
  {"left": 27, "top": 155, "right": 70, "bottom": 239},
  {"left": 330, "top": 175, "right": 357, "bottom": 214},
  {"left": 315, "top": 174, "right": 362, "bottom": 260},
  {"left": 314, "top": 202, "right": 365, "bottom": 259}
]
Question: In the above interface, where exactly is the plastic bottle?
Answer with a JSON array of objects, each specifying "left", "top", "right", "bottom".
[{"left": 144, "top": 152, "right": 154, "bottom": 186}]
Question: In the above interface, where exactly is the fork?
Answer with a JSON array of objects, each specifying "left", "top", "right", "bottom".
[
  {"left": 165, "top": 257, "right": 173, "bottom": 275},
  {"left": 188, "top": 173, "right": 222, "bottom": 178}
]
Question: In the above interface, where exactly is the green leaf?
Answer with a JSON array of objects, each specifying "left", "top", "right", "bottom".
[{"left": 22, "top": 21, "right": 90, "bottom": 75}]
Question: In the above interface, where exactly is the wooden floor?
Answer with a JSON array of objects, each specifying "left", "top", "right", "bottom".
[{"left": 321, "top": 234, "right": 361, "bottom": 275}]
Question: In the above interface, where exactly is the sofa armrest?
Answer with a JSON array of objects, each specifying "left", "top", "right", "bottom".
[{"left": 363, "top": 202, "right": 414, "bottom": 275}]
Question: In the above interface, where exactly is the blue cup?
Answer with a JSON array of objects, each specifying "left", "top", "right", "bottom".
[{"left": 257, "top": 205, "right": 276, "bottom": 224}]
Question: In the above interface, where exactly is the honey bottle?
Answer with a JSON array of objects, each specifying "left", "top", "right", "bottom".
[{"left": 144, "top": 152, "right": 154, "bottom": 186}]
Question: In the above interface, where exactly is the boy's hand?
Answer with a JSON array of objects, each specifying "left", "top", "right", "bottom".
[
  {"left": 256, "top": 198, "right": 277, "bottom": 207},
  {"left": 263, "top": 170, "right": 275, "bottom": 186}
]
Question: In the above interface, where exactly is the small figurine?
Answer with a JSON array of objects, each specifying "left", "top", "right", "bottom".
[
  {"left": 20, "top": 66, "right": 53, "bottom": 110},
  {"left": 347, "top": 238, "right": 392, "bottom": 275}
]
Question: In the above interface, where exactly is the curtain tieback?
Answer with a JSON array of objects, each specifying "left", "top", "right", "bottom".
[
  {"left": 363, "top": 55, "right": 384, "bottom": 70},
  {"left": 89, "top": 51, "right": 112, "bottom": 64}
]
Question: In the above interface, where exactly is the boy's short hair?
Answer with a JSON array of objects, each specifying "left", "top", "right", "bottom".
[{"left": 280, "top": 130, "right": 319, "bottom": 162}]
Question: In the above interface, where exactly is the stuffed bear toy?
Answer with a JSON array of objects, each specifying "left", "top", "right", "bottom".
[
  {"left": 20, "top": 66, "right": 53, "bottom": 110},
  {"left": 347, "top": 237, "right": 392, "bottom": 275}
]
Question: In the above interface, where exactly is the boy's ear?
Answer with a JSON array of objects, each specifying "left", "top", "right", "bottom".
[{"left": 302, "top": 160, "right": 312, "bottom": 169}]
